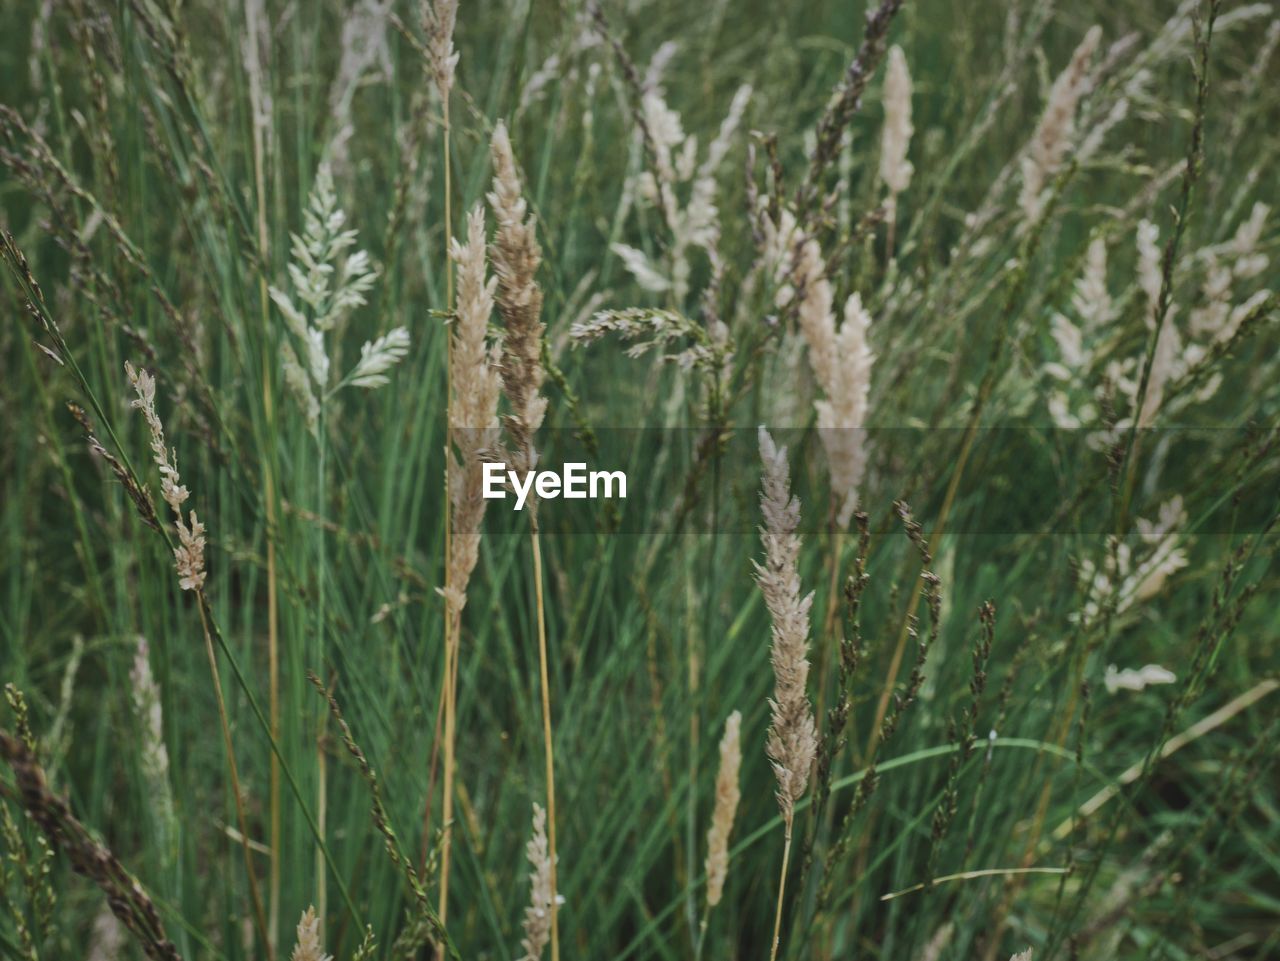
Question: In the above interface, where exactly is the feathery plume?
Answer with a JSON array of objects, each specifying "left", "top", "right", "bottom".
[
  {"left": 520, "top": 804, "right": 554, "bottom": 961},
  {"left": 1045, "top": 236, "right": 1112, "bottom": 427},
  {"left": 779, "top": 238, "right": 875, "bottom": 523},
  {"left": 290, "top": 907, "right": 330, "bottom": 961},
  {"left": 1136, "top": 218, "right": 1163, "bottom": 314},
  {"left": 705, "top": 710, "right": 742, "bottom": 908},
  {"left": 269, "top": 163, "right": 407, "bottom": 422},
  {"left": 421, "top": 0, "right": 459, "bottom": 102},
  {"left": 445, "top": 204, "right": 503, "bottom": 614},
  {"left": 125, "top": 362, "right": 206, "bottom": 592},
  {"left": 347, "top": 326, "right": 411, "bottom": 388},
  {"left": 878, "top": 45, "right": 914, "bottom": 218},
  {"left": 1019, "top": 26, "right": 1102, "bottom": 221},
  {"left": 755, "top": 428, "right": 817, "bottom": 824},
  {"left": 488, "top": 120, "right": 547, "bottom": 473},
  {"left": 756, "top": 428, "right": 817, "bottom": 961},
  {"left": 816, "top": 294, "right": 875, "bottom": 527}
]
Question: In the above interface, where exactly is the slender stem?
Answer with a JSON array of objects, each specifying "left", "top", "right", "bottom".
[
  {"left": 247, "top": 61, "right": 281, "bottom": 952},
  {"left": 694, "top": 909, "right": 710, "bottom": 961},
  {"left": 531, "top": 521, "right": 560, "bottom": 961},
  {"left": 438, "top": 93, "right": 458, "bottom": 926},
  {"left": 315, "top": 402, "right": 328, "bottom": 924},
  {"left": 198, "top": 596, "right": 271, "bottom": 955},
  {"left": 769, "top": 825, "right": 794, "bottom": 961}
]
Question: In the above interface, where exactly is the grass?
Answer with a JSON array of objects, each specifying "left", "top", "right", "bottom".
[{"left": 1, "top": 0, "right": 1278, "bottom": 959}]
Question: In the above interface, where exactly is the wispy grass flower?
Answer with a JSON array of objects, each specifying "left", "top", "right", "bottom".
[
  {"left": 1019, "top": 26, "right": 1102, "bottom": 221},
  {"left": 520, "top": 803, "right": 555, "bottom": 961},
  {"left": 289, "top": 907, "right": 330, "bottom": 961},
  {"left": 704, "top": 709, "right": 741, "bottom": 908},
  {"left": 879, "top": 44, "right": 913, "bottom": 240},
  {"left": 125, "top": 362, "right": 206, "bottom": 592},
  {"left": 755, "top": 427, "right": 817, "bottom": 961},
  {"left": 269, "top": 163, "right": 408, "bottom": 434}
]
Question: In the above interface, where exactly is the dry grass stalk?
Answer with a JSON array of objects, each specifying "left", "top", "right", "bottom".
[
  {"left": 487, "top": 118, "right": 560, "bottom": 961},
  {"left": 289, "top": 907, "right": 331, "bottom": 961},
  {"left": 704, "top": 709, "right": 742, "bottom": 908},
  {"left": 755, "top": 427, "right": 817, "bottom": 961},
  {"left": 438, "top": 203, "right": 503, "bottom": 922},
  {"left": 445, "top": 204, "right": 504, "bottom": 617},
  {"left": 878, "top": 44, "right": 914, "bottom": 239},
  {"left": 488, "top": 120, "right": 547, "bottom": 475},
  {"left": 125, "top": 361, "right": 206, "bottom": 591},
  {"left": 0, "top": 729, "right": 182, "bottom": 961},
  {"left": 755, "top": 428, "right": 818, "bottom": 823},
  {"left": 520, "top": 803, "right": 554, "bottom": 961},
  {"left": 421, "top": 0, "right": 459, "bottom": 102},
  {"left": 1019, "top": 26, "right": 1102, "bottom": 221},
  {"left": 123, "top": 362, "right": 271, "bottom": 953},
  {"left": 780, "top": 240, "right": 874, "bottom": 526}
]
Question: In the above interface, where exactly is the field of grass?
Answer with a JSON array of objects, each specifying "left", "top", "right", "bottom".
[{"left": 1, "top": 0, "right": 1278, "bottom": 959}]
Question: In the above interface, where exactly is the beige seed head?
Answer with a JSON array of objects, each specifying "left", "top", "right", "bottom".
[
  {"left": 445, "top": 204, "right": 503, "bottom": 616},
  {"left": 125, "top": 361, "right": 207, "bottom": 592},
  {"left": 879, "top": 45, "right": 914, "bottom": 205},
  {"left": 755, "top": 428, "right": 818, "bottom": 826},
  {"left": 290, "top": 907, "right": 331, "bottom": 961},
  {"left": 1019, "top": 26, "right": 1102, "bottom": 221},
  {"left": 779, "top": 240, "right": 874, "bottom": 525},
  {"left": 521, "top": 803, "right": 554, "bottom": 961},
  {"left": 705, "top": 709, "right": 742, "bottom": 907},
  {"left": 488, "top": 121, "right": 547, "bottom": 473},
  {"left": 422, "top": 0, "right": 459, "bottom": 102}
]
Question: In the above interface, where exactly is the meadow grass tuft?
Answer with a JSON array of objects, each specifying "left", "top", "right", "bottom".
[{"left": 1, "top": 0, "right": 1278, "bottom": 959}]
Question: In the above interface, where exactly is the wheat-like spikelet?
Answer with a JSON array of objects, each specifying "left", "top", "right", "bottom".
[
  {"left": 1136, "top": 218, "right": 1163, "bottom": 312},
  {"left": 290, "top": 907, "right": 331, "bottom": 961},
  {"left": 1133, "top": 219, "right": 1181, "bottom": 429},
  {"left": 444, "top": 204, "right": 503, "bottom": 615},
  {"left": 704, "top": 709, "right": 742, "bottom": 908},
  {"left": 521, "top": 803, "right": 554, "bottom": 961},
  {"left": 1019, "top": 25, "right": 1102, "bottom": 221},
  {"left": 755, "top": 427, "right": 817, "bottom": 823},
  {"left": 816, "top": 294, "right": 875, "bottom": 527},
  {"left": 878, "top": 44, "right": 914, "bottom": 221},
  {"left": 756, "top": 429, "right": 817, "bottom": 961},
  {"left": 779, "top": 239, "right": 874, "bottom": 524},
  {"left": 421, "top": 0, "right": 459, "bottom": 102},
  {"left": 488, "top": 120, "right": 547, "bottom": 474},
  {"left": 125, "top": 362, "right": 206, "bottom": 592}
]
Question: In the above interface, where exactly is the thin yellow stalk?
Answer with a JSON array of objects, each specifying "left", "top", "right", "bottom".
[{"left": 769, "top": 827, "right": 794, "bottom": 961}]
